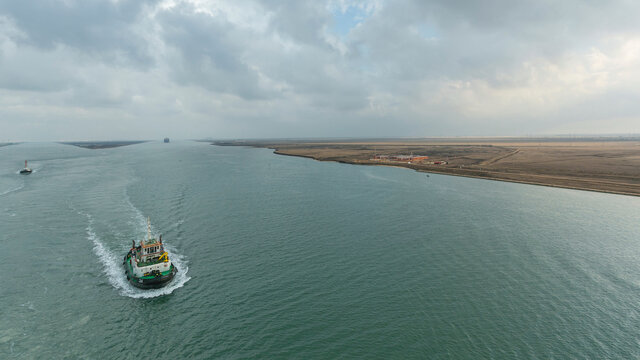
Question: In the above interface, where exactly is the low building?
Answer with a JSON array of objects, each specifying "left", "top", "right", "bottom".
[{"left": 371, "top": 154, "right": 430, "bottom": 163}]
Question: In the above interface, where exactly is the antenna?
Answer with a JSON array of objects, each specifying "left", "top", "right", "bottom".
[{"left": 147, "top": 217, "right": 151, "bottom": 241}]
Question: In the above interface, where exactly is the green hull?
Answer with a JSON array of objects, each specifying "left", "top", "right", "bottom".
[{"left": 123, "top": 252, "right": 177, "bottom": 289}]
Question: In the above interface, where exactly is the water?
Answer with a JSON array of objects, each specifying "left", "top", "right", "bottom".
[{"left": 1, "top": 141, "right": 639, "bottom": 359}]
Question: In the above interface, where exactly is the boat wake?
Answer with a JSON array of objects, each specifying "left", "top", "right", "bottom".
[
  {"left": 81, "top": 212, "right": 190, "bottom": 299},
  {"left": 362, "top": 170, "right": 406, "bottom": 184},
  {"left": 0, "top": 183, "right": 24, "bottom": 197},
  {"left": 124, "top": 191, "right": 153, "bottom": 237}
]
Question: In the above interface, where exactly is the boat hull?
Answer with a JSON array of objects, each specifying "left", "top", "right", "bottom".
[
  {"left": 19, "top": 169, "right": 32, "bottom": 174},
  {"left": 123, "top": 253, "right": 178, "bottom": 289}
]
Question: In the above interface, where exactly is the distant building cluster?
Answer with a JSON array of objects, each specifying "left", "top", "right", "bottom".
[
  {"left": 372, "top": 155, "right": 425, "bottom": 161},
  {"left": 371, "top": 154, "right": 448, "bottom": 165}
]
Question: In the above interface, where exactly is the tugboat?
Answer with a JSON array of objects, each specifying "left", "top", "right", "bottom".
[
  {"left": 123, "top": 219, "right": 177, "bottom": 289},
  {"left": 19, "top": 160, "right": 32, "bottom": 174}
]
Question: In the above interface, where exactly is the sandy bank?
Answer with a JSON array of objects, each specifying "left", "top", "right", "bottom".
[{"left": 214, "top": 138, "right": 640, "bottom": 197}]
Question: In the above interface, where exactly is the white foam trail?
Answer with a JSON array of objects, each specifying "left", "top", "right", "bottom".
[
  {"left": 0, "top": 183, "right": 24, "bottom": 196},
  {"left": 81, "top": 211, "right": 190, "bottom": 299},
  {"left": 124, "top": 190, "right": 153, "bottom": 236},
  {"left": 362, "top": 170, "right": 402, "bottom": 184},
  {"left": 166, "top": 219, "right": 185, "bottom": 232},
  {"left": 82, "top": 212, "right": 131, "bottom": 293}
]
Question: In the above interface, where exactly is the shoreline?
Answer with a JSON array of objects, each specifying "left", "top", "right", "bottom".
[
  {"left": 273, "top": 149, "right": 640, "bottom": 197},
  {"left": 61, "top": 141, "right": 148, "bottom": 149},
  {"left": 214, "top": 140, "right": 640, "bottom": 197}
]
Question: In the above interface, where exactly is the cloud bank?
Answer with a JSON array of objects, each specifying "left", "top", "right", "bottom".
[{"left": 1, "top": 0, "right": 640, "bottom": 140}]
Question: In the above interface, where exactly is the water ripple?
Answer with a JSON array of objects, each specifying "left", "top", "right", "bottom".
[{"left": 80, "top": 211, "right": 190, "bottom": 299}]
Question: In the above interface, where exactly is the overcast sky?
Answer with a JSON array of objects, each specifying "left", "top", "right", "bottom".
[{"left": 1, "top": 0, "right": 640, "bottom": 141}]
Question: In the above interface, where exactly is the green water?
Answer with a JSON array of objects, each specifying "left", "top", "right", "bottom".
[{"left": 1, "top": 141, "right": 639, "bottom": 359}]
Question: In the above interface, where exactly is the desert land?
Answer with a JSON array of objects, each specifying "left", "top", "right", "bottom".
[{"left": 214, "top": 138, "right": 640, "bottom": 197}]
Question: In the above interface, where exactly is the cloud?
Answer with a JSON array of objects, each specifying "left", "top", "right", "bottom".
[
  {"left": 1, "top": 0, "right": 640, "bottom": 141},
  {"left": 156, "top": 3, "right": 270, "bottom": 99},
  {"left": 0, "top": 0, "right": 156, "bottom": 64}
]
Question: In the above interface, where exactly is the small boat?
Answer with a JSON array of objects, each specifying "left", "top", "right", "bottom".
[
  {"left": 20, "top": 160, "right": 32, "bottom": 174},
  {"left": 123, "top": 219, "right": 177, "bottom": 289}
]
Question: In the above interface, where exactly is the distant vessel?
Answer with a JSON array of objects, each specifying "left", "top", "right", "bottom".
[
  {"left": 123, "top": 219, "right": 177, "bottom": 289},
  {"left": 164, "top": 137, "right": 170, "bottom": 143},
  {"left": 19, "top": 160, "right": 32, "bottom": 174}
]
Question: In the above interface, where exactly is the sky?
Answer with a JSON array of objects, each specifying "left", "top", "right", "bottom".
[{"left": 1, "top": 0, "right": 640, "bottom": 141}]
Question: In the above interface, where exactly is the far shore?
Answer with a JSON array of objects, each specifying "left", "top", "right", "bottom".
[
  {"left": 213, "top": 138, "right": 640, "bottom": 197},
  {"left": 61, "top": 141, "right": 148, "bottom": 149}
]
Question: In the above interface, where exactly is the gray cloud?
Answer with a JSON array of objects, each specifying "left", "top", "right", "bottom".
[
  {"left": 157, "top": 4, "right": 268, "bottom": 99},
  {"left": 1, "top": 0, "right": 639, "bottom": 141},
  {"left": 0, "top": 0, "right": 156, "bottom": 65}
]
